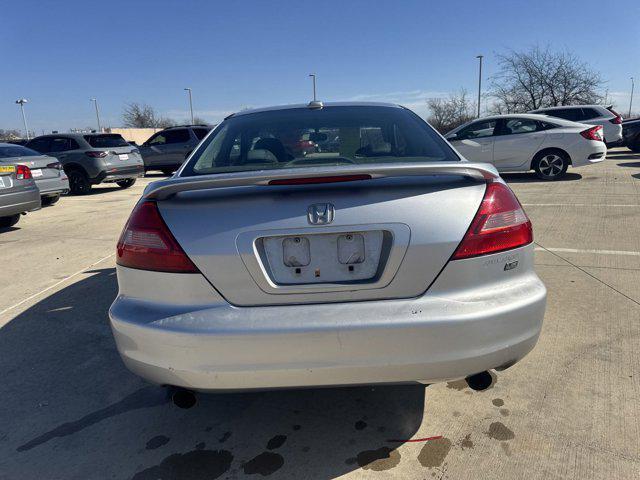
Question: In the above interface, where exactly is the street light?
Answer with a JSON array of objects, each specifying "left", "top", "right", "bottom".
[
  {"left": 90, "top": 98, "right": 102, "bottom": 132},
  {"left": 15, "top": 98, "right": 30, "bottom": 140},
  {"left": 184, "top": 88, "right": 194, "bottom": 124},
  {"left": 629, "top": 77, "right": 635, "bottom": 118},
  {"left": 308, "top": 74, "right": 317, "bottom": 102},
  {"left": 476, "top": 55, "right": 483, "bottom": 118}
]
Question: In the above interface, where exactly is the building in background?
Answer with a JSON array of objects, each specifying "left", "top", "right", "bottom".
[{"left": 105, "top": 127, "right": 162, "bottom": 145}]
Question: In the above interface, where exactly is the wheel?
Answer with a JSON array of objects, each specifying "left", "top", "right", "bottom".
[
  {"left": 116, "top": 178, "right": 136, "bottom": 189},
  {"left": 41, "top": 195, "right": 60, "bottom": 206},
  {"left": 161, "top": 168, "right": 175, "bottom": 176},
  {"left": 533, "top": 150, "right": 569, "bottom": 180},
  {"left": 0, "top": 214, "right": 20, "bottom": 228},
  {"left": 630, "top": 138, "right": 640, "bottom": 153},
  {"left": 67, "top": 170, "right": 91, "bottom": 195}
]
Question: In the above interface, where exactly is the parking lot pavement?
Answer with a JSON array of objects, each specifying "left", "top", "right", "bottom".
[{"left": 1, "top": 152, "right": 639, "bottom": 479}]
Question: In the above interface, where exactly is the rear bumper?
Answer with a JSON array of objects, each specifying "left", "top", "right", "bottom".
[
  {"left": 0, "top": 186, "right": 41, "bottom": 217},
  {"left": 571, "top": 141, "right": 607, "bottom": 167},
  {"left": 109, "top": 245, "right": 546, "bottom": 391},
  {"left": 93, "top": 165, "right": 144, "bottom": 184},
  {"left": 36, "top": 176, "right": 69, "bottom": 196}
]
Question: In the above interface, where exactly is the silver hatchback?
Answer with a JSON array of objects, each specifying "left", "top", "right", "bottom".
[{"left": 109, "top": 102, "right": 546, "bottom": 392}]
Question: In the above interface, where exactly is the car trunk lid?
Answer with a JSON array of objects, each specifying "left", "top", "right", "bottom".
[{"left": 149, "top": 163, "right": 495, "bottom": 306}]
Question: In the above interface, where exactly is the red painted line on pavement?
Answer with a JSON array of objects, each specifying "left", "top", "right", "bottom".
[{"left": 386, "top": 435, "right": 443, "bottom": 443}]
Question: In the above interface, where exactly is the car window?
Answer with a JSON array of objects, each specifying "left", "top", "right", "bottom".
[
  {"left": 0, "top": 145, "right": 41, "bottom": 158},
  {"left": 537, "top": 121, "right": 557, "bottom": 130},
  {"left": 148, "top": 129, "right": 190, "bottom": 145},
  {"left": 49, "top": 137, "right": 71, "bottom": 152},
  {"left": 186, "top": 106, "right": 459, "bottom": 176},
  {"left": 501, "top": 118, "right": 538, "bottom": 135},
  {"left": 26, "top": 138, "right": 51, "bottom": 153},
  {"left": 193, "top": 128, "right": 210, "bottom": 140},
  {"left": 84, "top": 134, "right": 129, "bottom": 148},
  {"left": 579, "top": 108, "right": 600, "bottom": 120},
  {"left": 456, "top": 120, "right": 497, "bottom": 140},
  {"left": 546, "top": 108, "right": 579, "bottom": 121}
]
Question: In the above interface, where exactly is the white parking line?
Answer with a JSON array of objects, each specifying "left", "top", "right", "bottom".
[
  {"left": 523, "top": 203, "right": 640, "bottom": 207},
  {"left": 0, "top": 253, "right": 115, "bottom": 321},
  {"left": 535, "top": 247, "right": 640, "bottom": 257}
]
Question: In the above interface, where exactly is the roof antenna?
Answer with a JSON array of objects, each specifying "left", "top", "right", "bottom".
[{"left": 307, "top": 74, "right": 323, "bottom": 109}]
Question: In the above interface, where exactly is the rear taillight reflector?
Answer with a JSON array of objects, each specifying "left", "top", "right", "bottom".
[
  {"left": 268, "top": 174, "right": 372, "bottom": 185},
  {"left": 116, "top": 201, "right": 199, "bottom": 273},
  {"left": 452, "top": 182, "right": 533, "bottom": 260},
  {"left": 580, "top": 125, "right": 604, "bottom": 141},
  {"left": 16, "top": 165, "right": 32, "bottom": 179}
]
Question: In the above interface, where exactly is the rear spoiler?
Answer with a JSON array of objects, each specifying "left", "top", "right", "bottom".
[{"left": 143, "top": 162, "right": 500, "bottom": 201}]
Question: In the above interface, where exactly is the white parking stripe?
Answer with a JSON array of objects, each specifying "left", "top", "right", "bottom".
[
  {"left": 523, "top": 203, "right": 640, "bottom": 207},
  {"left": 535, "top": 247, "right": 640, "bottom": 257},
  {"left": 0, "top": 253, "right": 115, "bottom": 321}
]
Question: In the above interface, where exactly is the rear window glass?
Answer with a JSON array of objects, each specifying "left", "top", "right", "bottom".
[
  {"left": 0, "top": 145, "right": 41, "bottom": 158},
  {"left": 84, "top": 134, "right": 129, "bottom": 148},
  {"left": 184, "top": 106, "right": 458, "bottom": 176},
  {"left": 193, "top": 128, "right": 210, "bottom": 140}
]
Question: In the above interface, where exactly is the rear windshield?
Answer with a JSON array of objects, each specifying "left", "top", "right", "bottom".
[
  {"left": 183, "top": 106, "right": 459, "bottom": 176},
  {"left": 83, "top": 134, "right": 129, "bottom": 148},
  {"left": 0, "top": 145, "right": 41, "bottom": 158}
]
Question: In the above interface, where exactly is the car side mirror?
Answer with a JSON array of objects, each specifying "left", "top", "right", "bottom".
[{"left": 445, "top": 133, "right": 458, "bottom": 141}]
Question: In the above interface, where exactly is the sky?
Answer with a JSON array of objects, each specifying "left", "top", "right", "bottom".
[{"left": 1, "top": 0, "right": 639, "bottom": 134}]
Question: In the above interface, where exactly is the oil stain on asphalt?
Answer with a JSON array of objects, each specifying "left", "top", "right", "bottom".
[
  {"left": 131, "top": 449, "right": 233, "bottom": 480},
  {"left": 354, "top": 447, "right": 401, "bottom": 471},
  {"left": 417, "top": 437, "right": 452, "bottom": 468},
  {"left": 145, "top": 435, "right": 170, "bottom": 450},
  {"left": 486, "top": 422, "right": 515, "bottom": 441}
]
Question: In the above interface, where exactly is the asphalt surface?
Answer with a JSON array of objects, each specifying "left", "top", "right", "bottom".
[{"left": 1, "top": 151, "right": 639, "bottom": 479}]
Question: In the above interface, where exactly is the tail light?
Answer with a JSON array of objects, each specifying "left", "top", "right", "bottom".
[
  {"left": 452, "top": 182, "right": 532, "bottom": 260},
  {"left": 606, "top": 107, "right": 622, "bottom": 124},
  {"left": 16, "top": 165, "right": 32, "bottom": 180},
  {"left": 580, "top": 125, "right": 604, "bottom": 141},
  {"left": 116, "top": 201, "right": 199, "bottom": 273},
  {"left": 268, "top": 174, "right": 372, "bottom": 185},
  {"left": 85, "top": 151, "right": 108, "bottom": 158},
  {"left": 46, "top": 162, "right": 62, "bottom": 170}
]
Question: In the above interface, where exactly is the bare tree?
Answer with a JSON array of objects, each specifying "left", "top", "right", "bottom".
[
  {"left": 491, "top": 46, "right": 604, "bottom": 113},
  {"left": 122, "top": 103, "right": 176, "bottom": 128},
  {"left": 426, "top": 89, "right": 476, "bottom": 133}
]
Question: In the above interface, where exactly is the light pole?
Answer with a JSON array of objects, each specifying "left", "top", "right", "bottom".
[
  {"left": 308, "top": 74, "right": 317, "bottom": 101},
  {"left": 476, "top": 55, "right": 483, "bottom": 118},
  {"left": 15, "top": 98, "right": 30, "bottom": 140},
  {"left": 184, "top": 88, "right": 194, "bottom": 124},
  {"left": 90, "top": 98, "right": 102, "bottom": 132},
  {"left": 629, "top": 77, "right": 635, "bottom": 118}
]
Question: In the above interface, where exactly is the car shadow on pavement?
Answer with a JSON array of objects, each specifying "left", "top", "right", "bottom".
[
  {"left": 616, "top": 162, "right": 640, "bottom": 167},
  {"left": 501, "top": 172, "right": 582, "bottom": 183},
  {"left": 0, "top": 268, "right": 426, "bottom": 479}
]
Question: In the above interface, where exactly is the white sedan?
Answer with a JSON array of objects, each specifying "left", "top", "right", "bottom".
[{"left": 445, "top": 114, "right": 606, "bottom": 180}]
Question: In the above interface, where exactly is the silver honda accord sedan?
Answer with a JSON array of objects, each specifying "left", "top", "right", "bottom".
[{"left": 109, "top": 102, "right": 546, "bottom": 392}]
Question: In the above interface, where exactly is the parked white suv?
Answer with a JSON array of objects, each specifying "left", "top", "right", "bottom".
[{"left": 529, "top": 105, "right": 623, "bottom": 146}]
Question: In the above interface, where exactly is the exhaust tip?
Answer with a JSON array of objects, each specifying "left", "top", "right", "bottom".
[
  {"left": 465, "top": 371, "right": 494, "bottom": 391},
  {"left": 172, "top": 388, "right": 197, "bottom": 409}
]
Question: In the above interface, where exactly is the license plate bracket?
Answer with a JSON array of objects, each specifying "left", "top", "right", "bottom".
[{"left": 261, "top": 230, "right": 384, "bottom": 285}]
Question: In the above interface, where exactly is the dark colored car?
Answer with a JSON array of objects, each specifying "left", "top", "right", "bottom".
[
  {"left": 622, "top": 118, "right": 640, "bottom": 152},
  {"left": 138, "top": 125, "right": 212, "bottom": 174},
  {"left": 26, "top": 133, "right": 144, "bottom": 194}
]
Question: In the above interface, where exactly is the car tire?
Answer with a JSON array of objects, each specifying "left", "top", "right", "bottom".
[
  {"left": 630, "top": 138, "right": 640, "bottom": 153},
  {"left": 41, "top": 195, "right": 60, "bottom": 206},
  {"left": 161, "top": 168, "right": 175, "bottom": 176},
  {"left": 533, "top": 150, "right": 569, "bottom": 180},
  {"left": 117, "top": 179, "right": 136, "bottom": 189},
  {"left": 67, "top": 170, "right": 92, "bottom": 195},
  {"left": 0, "top": 214, "right": 20, "bottom": 228}
]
